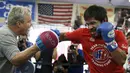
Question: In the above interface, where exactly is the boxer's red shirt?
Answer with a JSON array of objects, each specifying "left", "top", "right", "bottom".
[{"left": 66, "top": 28, "right": 128, "bottom": 73}]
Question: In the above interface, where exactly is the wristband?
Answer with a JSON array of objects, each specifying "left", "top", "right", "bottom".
[{"left": 106, "top": 40, "right": 118, "bottom": 52}]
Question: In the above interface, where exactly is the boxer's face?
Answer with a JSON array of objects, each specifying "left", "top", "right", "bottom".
[
  {"left": 19, "top": 14, "right": 32, "bottom": 35},
  {"left": 85, "top": 18, "right": 100, "bottom": 36}
]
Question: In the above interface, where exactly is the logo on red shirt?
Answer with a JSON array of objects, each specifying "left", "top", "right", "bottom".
[{"left": 91, "top": 44, "right": 112, "bottom": 67}]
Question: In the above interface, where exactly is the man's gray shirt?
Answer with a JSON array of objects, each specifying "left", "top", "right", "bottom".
[{"left": 0, "top": 25, "right": 20, "bottom": 73}]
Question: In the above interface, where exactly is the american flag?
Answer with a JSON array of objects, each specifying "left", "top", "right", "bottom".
[{"left": 38, "top": 3, "right": 73, "bottom": 24}]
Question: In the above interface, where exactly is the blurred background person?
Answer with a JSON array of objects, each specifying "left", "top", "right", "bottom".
[
  {"left": 18, "top": 35, "right": 33, "bottom": 51},
  {"left": 67, "top": 44, "right": 85, "bottom": 73},
  {"left": 53, "top": 54, "right": 69, "bottom": 73},
  {"left": 124, "top": 32, "right": 130, "bottom": 73}
]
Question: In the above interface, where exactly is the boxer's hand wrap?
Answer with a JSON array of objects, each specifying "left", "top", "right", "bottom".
[
  {"left": 96, "top": 22, "right": 118, "bottom": 52},
  {"left": 36, "top": 30, "right": 59, "bottom": 51}
]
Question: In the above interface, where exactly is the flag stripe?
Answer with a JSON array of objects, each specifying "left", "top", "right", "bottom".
[
  {"left": 39, "top": 14, "right": 72, "bottom": 18},
  {"left": 38, "top": 17, "right": 71, "bottom": 22},
  {"left": 54, "top": 10, "right": 72, "bottom": 12},
  {"left": 54, "top": 13, "right": 72, "bottom": 16},
  {"left": 54, "top": 4, "right": 73, "bottom": 6},
  {"left": 54, "top": 7, "right": 73, "bottom": 9},
  {"left": 38, "top": 15, "right": 71, "bottom": 20},
  {"left": 38, "top": 3, "right": 73, "bottom": 24},
  {"left": 53, "top": 14, "right": 72, "bottom": 16},
  {"left": 38, "top": 19, "right": 71, "bottom": 23},
  {"left": 39, "top": 13, "right": 72, "bottom": 17},
  {"left": 38, "top": 19, "right": 71, "bottom": 24},
  {"left": 38, "top": 21, "right": 70, "bottom": 24}
]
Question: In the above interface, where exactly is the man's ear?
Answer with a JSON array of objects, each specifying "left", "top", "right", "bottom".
[{"left": 16, "top": 21, "right": 21, "bottom": 28}]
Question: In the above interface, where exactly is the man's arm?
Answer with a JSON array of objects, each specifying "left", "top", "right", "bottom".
[
  {"left": 34, "top": 51, "right": 41, "bottom": 61},
  {"left": 11, "top": 30, "right": 59, "bottom": 66},
  {"left": 52, "top": 29, "right": 81, "bottom": 43},
  {"left": 51, "top": 29, "right": 69, "bottom": 41},
  {"left": 59, "top": 33, "right": 69, "bottom": 41},
  {"left": 111, "top": 48, "right": 127, "bottom": 66},
  {"left": 52, "top": 48, "right": 57, "bottom": 60},
  {"left": 97, "top": 22, "right": 127, "bottom": 66},
  {"left": 10, "top": 44, "right": 39, "bottom": 66}
]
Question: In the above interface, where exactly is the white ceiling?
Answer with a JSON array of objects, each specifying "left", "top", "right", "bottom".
[
  {"left": 8, "top": 0, "right": 130, "bottom": 7},
  {"left": 43, "top": 0, "right": 130, "bottom": 7}
]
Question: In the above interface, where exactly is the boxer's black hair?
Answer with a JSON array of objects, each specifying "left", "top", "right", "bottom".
[{"left": 84, "top": 5, "right": 108, "bottom": 22}]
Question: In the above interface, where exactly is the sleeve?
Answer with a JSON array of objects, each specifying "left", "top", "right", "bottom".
[
  {"left": 27, "top": 41, "right": 33, "bottom": 47},
  {"left": 77, "top": 55, "right": 85, "bottom": 64},
  {"left": 77, "top": 49, "right": 85, "bottom": 64},
  {"left": 0, "top": 35, "right": 20, "bottom": 61},
  {"left": 115, "top": 30, "right": 128, "bottom": 54},
  {"left": 78, "top": 49, "right": 84, "bottom": 57},
  {"left": 67, "top": 53, "right": 74, "bottom": 64},
  {"left": 65, "top": 28, "right": 83, "bottom": 43}
]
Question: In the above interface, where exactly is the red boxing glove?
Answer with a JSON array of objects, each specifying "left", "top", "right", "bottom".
[{"left": 36, "top": 30, "right": 59, "bottom": 51}]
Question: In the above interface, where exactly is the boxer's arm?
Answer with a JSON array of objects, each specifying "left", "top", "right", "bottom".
[
  {"left": 59, "top": 33, "right": 69, "bottom": 41},
  {"left": 51, "top": 29, "right": 70, "bottom": 41},
  {"left": 10, "top": 44, "right": 39, "bottom": 66},
  {"left": 52, "top": 29, "right": 82, "bottom": 42},
  {"left": 97, "top": 22, "right": 127, "bottom": 66},
  {"left": 111, "top": 31, "right": 127, "bottom": 66},
  {"left": 111, "top": 48, "right": 127, "bottom": 66}
]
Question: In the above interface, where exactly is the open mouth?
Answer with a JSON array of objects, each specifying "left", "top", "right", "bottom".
[{"left": 90, "top": 27, "right": 97, "bottom": 33}]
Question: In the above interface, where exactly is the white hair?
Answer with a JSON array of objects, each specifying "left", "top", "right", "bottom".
[{"left": 7, "top": 6, "right": 31, "bottom": 25}]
